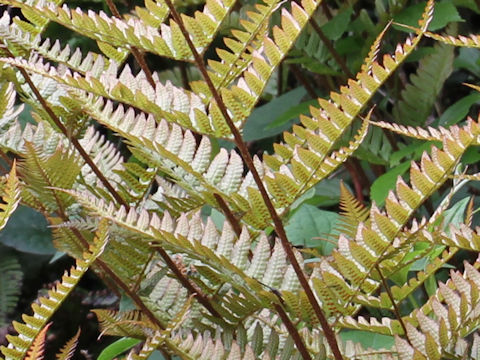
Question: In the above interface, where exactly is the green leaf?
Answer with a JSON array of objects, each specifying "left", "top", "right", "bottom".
[
  {"left": 454, "top": 48, "right": 480, "bottom": 77},
  {"left": 438, "top": 93, "right": 480, "bottom": 126},
  {"left": 0, "top": 206, "right": 54, "bottom": 255},
  {"left": 370, "top": 162, "right": 411, "bottom": 206},
  {"left": 265, "top": 99, "right": 318, "bottom": 130},
  {"left": 97, "top": 337, "right": 142, "bottom": 360},
  {"left": 442, "top": 196, "right": 470, "bottom": 233},
  {"left": 394, "top": 0, "right": 463, "bottom": 32},
  {"left": 462, "top": 147, "right": 480, "bottom": 165},
  {"left": 321, "top": 7, "right": 353, "bottom": 41},
  {"left": 340, "top": 330, "right": 394, "bottom": 350},
  {"left": 389, "top": 142, "right": 433, "bottom": 167},
  {"left": 285, "top": 204, "right": 339, "bottom": 254},
  {"left": 243, "top": 87, "right": 306, "bottom": 141}
]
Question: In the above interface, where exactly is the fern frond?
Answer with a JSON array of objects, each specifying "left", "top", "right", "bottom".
[
  {"left": 361, "top": 21, "right": 392, "bottom": 75},
  {"left": 19, "top": 142, "right": 80, "bottom": 212},
  {"left": 261, "top": 1, "right": 434, "bottom": 216},
  {"left": 0, "top": 221, "right": 109, "bottom": 360},
  {"left": 0, "top": 0, "right": 235, "bottom": 61},
  {"left": 423, "top": 30, "right": 480, "bottom": 48},
  {"left": 207, "top": 0, "right": 323, "bottom": 133},
  {"left": 311, "top": 120, "right": 480, "bottom": 322},
  {"left": 62, "top": 193, "right": 308, "bottom": 323},
  {"left": 93, "top": 309, "right": 159, "bottom": 338},
  {"left": 0, "top": 253, "right": 23, "bottom": 327},
  {"left": 55, "top": 328, "right": 80, "bottom": 360},
  {"left": 24, "top": 323, "right": 51, "bottom": 360},
  {"left": 395, "top": 262, "right": 480, "bottom": 359},
  {"left": 0, "top": 164, "right": 20, "bottom": 230},
  {"left": 0, "top": 14, "right": 111, "bottom": 75},
  {"left": 335, "top": 181, "right": 369, "bottom": 238},
  {"left": 206, "top": 0, "right": 283, "bottom": 90},
  {"left": 392, "top": 40, "right": 454, "bottom": 126},
  {"left": 371, "top": 116, "right": 480, "bottom": 144}
]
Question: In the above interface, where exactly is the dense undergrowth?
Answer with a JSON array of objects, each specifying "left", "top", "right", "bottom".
[{"left": 1, "top": 0, "right": 480, "bottom": 359}]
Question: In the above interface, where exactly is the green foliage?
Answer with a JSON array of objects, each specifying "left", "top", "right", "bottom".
[{"left": 0, "top": 0, "right": 479, "bottom": 359}]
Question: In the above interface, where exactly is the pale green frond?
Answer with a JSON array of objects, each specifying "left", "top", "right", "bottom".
[
  {"left": 93, "top": 309, "right": 160, "bottom": 338},
  {"left": 371, "top": 116, "right": 480, "bottom": 145},
  {"left": 394, "top": 262, "right": 480, "bottom": 359},
  {"left": 0, "top": 222, "right": 109, "bottom": 360},
  {"left": 0, "top": 0, "right": 236, "bottom": 61},
  {"left": 0, "top": 14, "right": 111, "bottom": 75},
  {"left": 202, "top": 0, "right": 282, "bottom": 89},
  {"left": 335, "top": 181, "right": 369, "bottom": 238},
  {"left": 19, "top": 142, "right": 81, "bottom": 212},
  {"left": 361, "top": 21, "right": 392, "bottom": 75},
  {"left": 0, "top": 164, "right": 20, "bottom": 230},
  {"left": 211, "top": 0, "right": 323, "bottom": 132}
]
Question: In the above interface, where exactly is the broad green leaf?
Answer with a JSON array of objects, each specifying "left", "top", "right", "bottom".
[
  {"left": 0, "top": 206, "right": 54, "bottom": 255},
  {"left": 321, "top": 7, "right": 353, "bottom": 41},
  {"left": 394, "top": 0, "right": 463, "bottom": 32},
  {"left": 97, "top": 337, "right": 142, "bottom": 360},
  {"left": 285, "top": 204, "right": 339, "bottom": 254},
  {"left": 265, "top": 99, "right": 318, "bottom": 130},
  {"left": 442, "top": 196, "right": 470, "bottom": 233},
  {"left": 454, "top": 48, "right": 480, "bottom": 77},
  {"left": 340, "top": 330, "right": 394, "bottom": 350},
  {"left": 243, "top": 87, "right": 306, "bottom": 141},
  {"left": 438, "top": 93, "right": 480, "bottom": 126}
]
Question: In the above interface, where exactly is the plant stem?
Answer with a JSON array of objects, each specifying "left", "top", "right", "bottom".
[
  {"left": 308, "top": 18, "right": 353, "bottom": 79},
  {"left": 274, "top": 302, "right": 312, "bottom": 360},
  {"left": 214, "top": 193, "right": 242, "bottom": 237},
  {"left": 289, "top": 64, "right": 317, "bottom": 99},
  {"left": 11, "top": 48, "right": 223, "bottom": 326},
  {"left": 105, "top": 0, "right": 156, "bottom": 88},
  {"left": 163, "top": 2, "right": 343, "bottom": 359},
  {"left": 6, "top": 49, "right": 128, "bottom": 209},
  {"left": 375, "top": 264, "right": 410, "bottom": 341},
  {"left": 152, "top": 245, "right": 224, "bottom": 321}
]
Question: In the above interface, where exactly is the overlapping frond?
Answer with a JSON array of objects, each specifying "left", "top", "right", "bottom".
[
  {"left": 261, "top": 1, "right": 433, "bottom": 213},
  {"left": 0, "top": 0, "right": 235, "bottom": 61},
  {"left": 310, "top": 120, "right": 480, "bottom": 320},
  {"left": 62, "top": 191, "right": 307, "bottom": 323},
  {"left": 0, "top": 222, "right": 109, "bottom": 360},
  {"left": 395, "top": 262, "right": 480, "bottom": 360},
  {"left": 0, "top": 12, "right": 111, "bottom": 74}
]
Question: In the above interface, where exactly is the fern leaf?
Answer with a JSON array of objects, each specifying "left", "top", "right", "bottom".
[
  {"left": 423, "top": 30, "right": 480, "bottom": 48},
  {"left": 392, "top": 40, "right": 454, "bottom": 126},
  {"left": 0, "top": 254, "right": 23, "bottom": 327},
  {"left": 335, "top": 181, "right": 369, "bottom": 238},
  {"left": 0, "top": 0, "right": 235, "bottom": 61},
  {"left": 55, "top": 329, "right": 80, "bottom": 360},
  {"left": 312, "top": 120, "right": 480, "bottom": 322},
  {"left": 24, "top": 323, "right": 51, "bottom": 360},
  {"left": 394, "top": 262, "right": 480, "bottom": 359},
  {"left": 0, "top": 222, "right": 109, "bottom": 360},
  {"left": 0, "top": 164, "right": 20, "bottom": 230}
]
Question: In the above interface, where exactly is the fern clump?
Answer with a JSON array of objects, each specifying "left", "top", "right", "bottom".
[{"left": 0, "top": 0, "right": 479, "bottom": 359}]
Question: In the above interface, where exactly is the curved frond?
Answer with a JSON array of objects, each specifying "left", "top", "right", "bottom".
[{"left": 0, "top": 222, "right": 109, "bottom": 360}]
